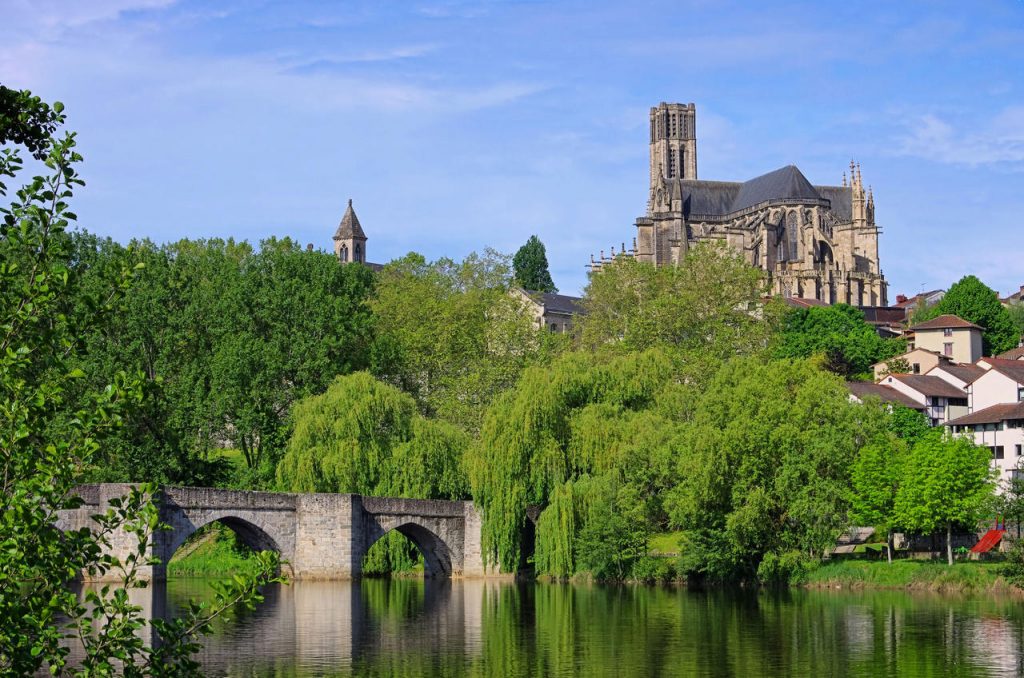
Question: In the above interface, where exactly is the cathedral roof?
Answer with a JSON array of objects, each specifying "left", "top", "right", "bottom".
[
  {"left": 676, "top": 165, "right": 853, "bottom": 220},
  {"left": 334, "top": 199, "right": 366, "bottom": 241},
  {"left": 731, "top": 165, "right": 821, "bottom": 212}
]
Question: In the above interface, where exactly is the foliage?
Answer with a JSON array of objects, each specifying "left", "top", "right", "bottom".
[
  {"left": 65, "top": 232, "right": 376, "bottom": 486},
  {"left": 915, "top": 275, "right": 1018, "bottom": 356},
  {"left": 370, "top": 250, "right": 557, "bottom": 432},
  {"left": 512, "top": 234, "right": 557, "bottom": 293},
  {"left": 277, "top": 372, "right": 469, "bottom": 498},
  {"left": 774, "top": 303, "right": 905, "bottom": 379},
  {"left": 666, "top": 359, "right": 889, "bottom": 582},
  {"left": 894, "top": 429, "right": 995, "bottom": 565},
  {"left": 0, "top": 85, "right": 63, "bottom": 160},
  {"left": 806, "top": 560, "right": 1008, "bottom": 592},
  {"left": 850, "top": 433, "right": 908, "bottom": 564},
  {"left": 1007, "top": 301, "right": 1024, "bottom": 345},
  {"left": 0, "top": 98, "right": 281, "bottom": 675},
  {"left": 878, "top": 357, "right": 911, "bottom": 377},
  {"left": 166, "top": 523, "right": 263, "bottom": 578},
  {"left": 887, "top": 405, "right": 931, "bottom": 446},
  {"left": 469, "top": 349, "right": 684, "bottom": 574},
  {"left": 578, "top": 242, "right": 778, "bottom": 365}
]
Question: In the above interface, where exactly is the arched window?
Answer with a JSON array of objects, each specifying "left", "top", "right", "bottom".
[
  {"left": 786, "top": 211, "right": 799, "bottom": 261},
  {"left": 355, "top": 243, "right": 362, "bottom": 263},
  {"left": 340, "top": 245, "right": 348, "bottom": 263}
]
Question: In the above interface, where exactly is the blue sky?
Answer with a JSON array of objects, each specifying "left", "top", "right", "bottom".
[{"left": 2, "top": 0, "right": 1023, "bottom": 297}]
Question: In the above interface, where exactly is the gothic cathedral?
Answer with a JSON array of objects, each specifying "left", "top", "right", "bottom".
[{"left": 596, "top": 102, "right": 887, "bottom": 306}]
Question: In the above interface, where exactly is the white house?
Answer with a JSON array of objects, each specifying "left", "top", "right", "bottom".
[
  {"left": 908, "top": 314, "right": 984, "bottom": 364},
  {"left": 948, "top": 403, "right": 1024, "bottom": 485},
  {"left": 877, "top": 374, "right": 969, "bottom": 426}
]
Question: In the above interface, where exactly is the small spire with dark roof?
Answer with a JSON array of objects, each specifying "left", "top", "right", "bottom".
[{"left": 334, "top": 198, "right": 366, "bottom": 241}]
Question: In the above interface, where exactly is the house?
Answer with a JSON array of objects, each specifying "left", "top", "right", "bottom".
[
  {"left": 512, "top": 288, "right": 584, "bottom": 334},
  {"left": 998, "top": 346, "right": 1024, "bottom": 361},
  {"left": 908, "top": 314, "right": 983, "bottom": 364},
  {"left": 947, "top": 403, "right": 1024, "bottom": 485},
  {"left": 871, "top": 347, "right": 952, "bottom": 380},
  {"left": 877, "top": 374, "right": 969, "bottom": 425},
  {"left": 927, "top": 363, "right": 987, "bottom": 404},
  {"left": 894, "top": 289, "right": 944, "bottom": 311},
  {"left": 970, "top": 358, "right": 1024, "bottom": 412},
  {"left": 1002, "top": 284, "right": 1024, "bottom": 305},
  {"left": 846, "top": 381, "right": 926, "bottom": 412}
]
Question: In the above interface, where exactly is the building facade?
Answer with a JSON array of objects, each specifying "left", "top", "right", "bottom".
[{"left": 597, "top": 102, "right": 888, "bottom": 306}]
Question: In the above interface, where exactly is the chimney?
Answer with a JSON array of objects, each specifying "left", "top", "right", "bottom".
[
  {"left": 306, "top": 243, "right": 314, "bottom": 252},
  {"left": 896, "top": 294, "right": 907, "bottom": 304}
]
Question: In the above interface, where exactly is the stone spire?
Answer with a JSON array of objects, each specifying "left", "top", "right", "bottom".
[{"left": 333, "top": 199, "right": 367, "bottom": 263}]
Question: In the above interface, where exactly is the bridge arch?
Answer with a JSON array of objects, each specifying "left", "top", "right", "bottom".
[{"left": 363, "top": 521, "right": 455, "bottom": 578}]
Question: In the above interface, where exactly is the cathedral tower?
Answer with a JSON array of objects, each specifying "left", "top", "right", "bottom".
[
  {"left": 333, "top": 199, "right": 367, "bottom": 264},
  {"left": 649, "top": 102, "right": 697, "bottom": 199}
]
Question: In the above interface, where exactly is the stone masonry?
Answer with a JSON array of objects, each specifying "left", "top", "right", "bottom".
[{"left": 56, "top": 484, "right": 501, "bottom": 581}]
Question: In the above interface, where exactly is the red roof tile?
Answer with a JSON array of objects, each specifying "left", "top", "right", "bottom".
[{"left": 910, "top": 314, "right": 984, "bottom": 331}]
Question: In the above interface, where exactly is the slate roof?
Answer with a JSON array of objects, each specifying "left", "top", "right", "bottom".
[
  {"left": 910, "top": 314, "right": 983, "bottom": 331},
  {"left": 885, "top": 374, "right": 967, "bottom": 398},
  {"left": 932, "top": 363, "right": 987, "bottom": 385},
  {"left": 997, "top": 346, "right": 1024, "bottom": 361},
  {"left": 530, "top": 291, "right": 584, "bottom": 316},
  {"left": 947, "top": 402, "right": 1024, "bottom": 427},
  {"left": 982, "top": 358, "right": 1024, "bottom": 385},
  {"left": 334, "top": 199, "right": 366, "bottom": 240},
  {"left": 847, "top": 381, "right": 925, "bottom": 410},
  {"left": 675, "top": 165, "right": 851, "bottom": 221}
]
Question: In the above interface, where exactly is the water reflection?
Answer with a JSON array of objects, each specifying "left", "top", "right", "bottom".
[{"left": 77, "top": 580, "right": 1024, "bottom": 677}]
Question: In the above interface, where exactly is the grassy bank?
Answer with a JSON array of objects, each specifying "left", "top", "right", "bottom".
[
  {"left": 167, "top": 524, "right": 262, "bottom": 578},
  {"left": 802, "top": 560, "right": 1017, "bottom": 594}
]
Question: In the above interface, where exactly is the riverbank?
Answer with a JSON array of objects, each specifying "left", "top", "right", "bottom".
[
  {"left": 167, "top": 526, "right": 263, "bottom": 577},
  {"left": 801, "top": 560, "right": 1019, "bottom": 594}
]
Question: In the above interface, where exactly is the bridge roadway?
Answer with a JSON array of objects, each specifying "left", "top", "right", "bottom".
[{"left": 58, "top": 484, "right": 501, "bottom": 581}]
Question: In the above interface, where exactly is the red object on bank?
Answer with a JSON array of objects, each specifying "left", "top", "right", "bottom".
[{"left": 970, "top": 529, "right": 1005, "bottom": 554}]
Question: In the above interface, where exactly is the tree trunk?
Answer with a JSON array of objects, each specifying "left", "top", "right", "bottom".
[
  {"left": 946, "top": 522, "right": 953, "bottom": 566},
  {"left": 886, "top": 530, "right": 893, "bottom": 565}
]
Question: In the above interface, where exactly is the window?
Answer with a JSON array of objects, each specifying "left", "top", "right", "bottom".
[
  {"left": 912, "top": 363, "right": 921, "bottom": 374},
  {"left": 1016, "top": 444, "right": 1023, "bottom": 457},
  {"left": 354, "top": 243, "right": 362, "bottom": 263},
  {"left": 340, "top": 245, "right": 348, "bottom": 262},
  {"left": 549, "top": 323, "right": 558, "bottom": 332},
  {"left": 1018, "top": 387, "right": 1024, "bottom": 402},
  {"left": 943, "top": 328, "right": 953, "bottom": 337},
  {"left": 943, "top": 342, "right": 953, "bottom": 357},
  {"left": 991, "top": 446, "right": 1005, "bottom": 460}
]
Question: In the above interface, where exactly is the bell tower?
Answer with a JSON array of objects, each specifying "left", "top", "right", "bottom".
[
  {"left": 333, "top": 199, "right": 367, "bottom": 264},
  {"left": 649, "top": 102, "right": 697, "bottom": 207}
]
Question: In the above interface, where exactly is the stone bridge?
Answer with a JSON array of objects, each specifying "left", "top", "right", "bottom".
[{"left": 57, "top": 484, "right": 500, "bottom": 581}]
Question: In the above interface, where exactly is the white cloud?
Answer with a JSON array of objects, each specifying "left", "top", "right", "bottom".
[{"left": 893, "top": 107, "right": 1024, "bottom": 167}]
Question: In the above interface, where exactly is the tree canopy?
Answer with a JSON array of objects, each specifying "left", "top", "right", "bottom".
[
  {"left": 774, "top": 303, "right": 905, "bottom": 379},
  {"left": 512, "top": 234, "right": 557, "bottom": 293}
]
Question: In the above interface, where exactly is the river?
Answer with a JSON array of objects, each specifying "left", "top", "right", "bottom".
[{"left": 110, "top": 578, "right": 1024, "bottom": 676}]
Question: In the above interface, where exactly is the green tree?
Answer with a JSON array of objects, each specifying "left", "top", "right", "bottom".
[
  {"left": 0, "top": 85, "right": 63, "bottom": 160},
  {"left": 370, "top": 250, "right": 554, "bottom": 432},
  {"left": 774, "top": 303, "right": 905, "bottom": 379},
  {"left": 578, "top": 242, "right": 778, "bottom": 365},
  {"left": 894, "top": 429, "right": 995, "bottom": 565},
  {"left": 0, "top": 93, "right": 280, "bottom": 675},
  {"left": 1006, "top": 301, "right": 1024, "bottom": 347},
  {"left": 850, "top": 435, "right": 908, "bottom": 564},
  {"left": 666, "top": 358, "right": 889, "bottom": 582},
  {"left": 512, "top": 234, "right": 557, "bottom": 292},
  {"left": 916, "top": 275, "right": 1018, "bottom": 356}
]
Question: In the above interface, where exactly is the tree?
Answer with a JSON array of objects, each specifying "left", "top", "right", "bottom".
[
  {"left": 0, "top": 93, "right": 280, "bottom": 675},
  {"left": 512, "top": 234, "right": 557, "bottom": 293},
  {"left": 578, "top": 242, "right": 779, "bottom": 365},
  {"left": 774, "top": 303, "right": 905, "bottom": 379},
  {"left": 0, "top": 85, "right": 63, "bottom": 160},
  {"left": 916, "top": 275, "right": 1018, "bottom": 356},
  {"left": 850, "top": 435, "right": 909, "bottom": 564},
  {"left": 894, "top": 430, "right": 995, "bottom": 565},
  {"left": 370, "top": 250, "right": 554, "bottom": 432},
  {"left": 1006, "top": 301, "right": 1024, "bottom": 346}
]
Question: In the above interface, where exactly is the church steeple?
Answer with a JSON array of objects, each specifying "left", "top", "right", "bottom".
[{"left": 333, "top": 199, "right": 367, "bottom": 264}]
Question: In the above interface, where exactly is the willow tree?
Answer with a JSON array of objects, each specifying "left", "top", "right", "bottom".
[
  {"left": 467, "top": 349, "right": 685, "bottom": 575},
  {"left": 277, "top": 372, "right": 469, "bottom": 573}
]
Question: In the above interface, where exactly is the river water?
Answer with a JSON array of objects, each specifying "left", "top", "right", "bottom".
[{"left": 130, "top": 578, "right": 1024, "bottom": 676}]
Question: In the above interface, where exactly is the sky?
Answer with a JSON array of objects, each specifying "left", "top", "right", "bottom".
[{"left": 2, "top": 0, "right": 1023, "bottom": 297}]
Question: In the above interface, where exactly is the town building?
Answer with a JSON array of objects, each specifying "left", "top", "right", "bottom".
[
  {"left": 877, "top": 374, "right": 968, "bottom": 426},
  {"left": 512, "top": 288, "right": 583, "bottom": 334},
  {"left": 593, "top": 102, "right": 888, "bottom": 306},
  {"left": 871, "top": 347, "right": 953, "bottom": 380},
  {"left": 846, "top": 381, "right": 926, "bottom": 412},
  {"left": 907, "top": 314, "right": 984, "bottom": 363},
  {"left": 333, "top": 199, "right": 383, "bottom": 270}
]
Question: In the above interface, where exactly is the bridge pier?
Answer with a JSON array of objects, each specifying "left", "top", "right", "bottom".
[{"left": 58, "top": 484, "right": 503, "bottom": 582}]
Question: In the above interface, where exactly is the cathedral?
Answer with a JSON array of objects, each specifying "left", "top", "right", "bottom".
[{"left": 594, "top": 102, "right": 887, "bottom": 306}]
